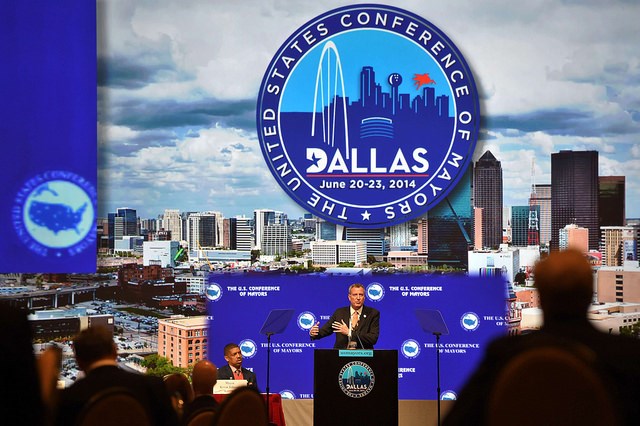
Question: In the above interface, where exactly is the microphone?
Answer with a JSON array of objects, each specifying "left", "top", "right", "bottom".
[{"left": 355, "top": 330, "right": 365, "bottom": 350}]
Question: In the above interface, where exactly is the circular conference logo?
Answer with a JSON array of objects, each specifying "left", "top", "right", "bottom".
[
  {"left": 401, "top": 339, "right": 421, "bottom": 359},
  {"left": 366, "top": 282, "right": 385, "bottom": 302},
  {"left": 257, "top": 4, "right": 480, "bottom": 228},
  {"left": 205, "top": 283, "right": 223, "bottom": 302},
  {"left": 239, "top": 339, "right": 257, "bottom": 359},
  {"left": 280, "top": 390, "right": 296, "bottom": 400},
  {"left": 460, "top": 312, "right": 480, "bottom": 331},
  {"left": 13, "top": 171, "right": 96, "bottom": 257},
  {"left": 338, "top": 361, "right": 375, "bottom": 398},
  {"left": 297, "top": 311, "right": 317, "bottom": 331},
  {"left": 441, "top": 390, "right": 457, "bottom": 400}
]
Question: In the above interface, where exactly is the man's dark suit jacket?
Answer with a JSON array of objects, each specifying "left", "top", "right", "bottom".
[
  {"left": 443, "top": 319, "right": 640, "bottom": 426},
  {"left": 311, "top": 305, "right": 380, "bottom": 349},
  {"left": 55, "top": 365, "right": 178, "bottom": 426},
  {"left": 216, "top": 364, "right": 258, "bottom": 390}
]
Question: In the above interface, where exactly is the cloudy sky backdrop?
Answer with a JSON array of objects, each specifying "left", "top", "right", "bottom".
[{"left": 97, "top": 0, "right": 640, "bottom": 220}]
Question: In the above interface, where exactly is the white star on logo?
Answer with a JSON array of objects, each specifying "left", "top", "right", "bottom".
[{"left": 361, "top": 210, "right": 371, "bottom": 220}]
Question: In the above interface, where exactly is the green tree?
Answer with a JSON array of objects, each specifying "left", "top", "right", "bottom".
[
  {"left": 141, "top": 354, "right": 189, "bottom": 377},
  {"left": 620, "top": 320, "right": 640, "bottom": 338}
]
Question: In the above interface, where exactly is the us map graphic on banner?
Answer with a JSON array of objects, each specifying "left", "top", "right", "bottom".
[
  {"left": 0, "top": 1, "right": 97, "bottom": 273},
  {"left": 208, "top": 274, "right": 506, "bottom": 400}
]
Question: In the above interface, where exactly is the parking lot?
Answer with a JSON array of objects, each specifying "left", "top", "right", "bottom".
[{"left": 38, "top": 299, "right": 164, "bottom": 388}]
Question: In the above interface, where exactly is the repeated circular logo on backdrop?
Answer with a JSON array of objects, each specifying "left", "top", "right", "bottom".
[
  {"left": 257, "top": 4, "right": 480, "bottom": 228},
  {"left": 365, "top": 282, "right": 385, "bottom": 302},
  {"left": 205, "top": 283, "right": 223, "bottom": 302},
  {"left": 441, "top": 390, "right": 457, "bottom": 400},
  {"left": 338, "top": 360, "right": 375, "bottom": 398},
  {"left": 13, "top": 171, "right": 96, "bottom": 257},
  {"left": 280, "top": 390, "right": 297, "bottom": 400},
  {"left": 401, "top": 339, "right": 421, "bottom": 359},
  {"left": 297, "top": 311, "right": 317, "bottom": 331},
  {"left": 460, "top": 312, "right": 480, "bottom": 331},
  {"left": 238, "top": 339, "right": 257, "bottom": 359}
]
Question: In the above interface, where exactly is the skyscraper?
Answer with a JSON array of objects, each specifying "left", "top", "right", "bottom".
[
  {"left": 599, "top": 176, "right": 625, "bottom": 227},
  {"left": 511, "top": 205, "right": 539, "bottom": 247},
  {"left": 559, "top": 224, "right": 589, "bottom": 253},
  {"left": 473, "top": 207, "right": 483, "bottom": 250},
  {"left": 223, "top": 218, "right": 237, "bottom": 249},
  {"left": 187, "top": 212, "right": 217, "bottom": 253},
  {"left": 345, "top": 227, "right": 386, "bottom": 257},
  {"left": 254, "top": 209, "right": 291, "bottom": 256},
  {"left": 473, "top": 150, "right": 503, "bottom": 249},
  {"left": 107, "top": 207, "right": 138, "bottom": 250},
  {"left": 550, "top": 150, "right": 599, "bottom": 251},
  {"left": 388, "top": 222, "right": 412, "bottom": 249},
  {"left": 360, "top": 66, "right": 376, "bottom": 108},
  {"left": 600, "top": 226, "right": 640, "bottom": 266},
  {"left": 235, "top": 216, "right": 253, "bottom": 252},
  {"left": 530, "top": 184, "right": 551, "bottom": 246},
  {"left": 428, "top": 168, "right": 473, "bottom": 268},
  {"left": 315, "top": 218, "right": 345, "bottom": 241},
  {"left": 417, "top": 217, "right": 428, "bottom": 255},
  {"left": 162, "top": 209, "right": 182, "bottom": 242}
]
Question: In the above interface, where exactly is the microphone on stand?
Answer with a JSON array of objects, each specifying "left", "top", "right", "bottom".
[{"left": 355, "top": 330, "right": 365, "bottom": 350}]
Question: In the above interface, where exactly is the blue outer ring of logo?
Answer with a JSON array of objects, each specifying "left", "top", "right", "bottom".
[{"left": 257, "top": 4, "right": 480, "bottom": 228}]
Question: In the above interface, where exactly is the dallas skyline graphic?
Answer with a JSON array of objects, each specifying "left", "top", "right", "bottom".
[{"left": 280, "top": 41, "right": 455, "bottom": 181}]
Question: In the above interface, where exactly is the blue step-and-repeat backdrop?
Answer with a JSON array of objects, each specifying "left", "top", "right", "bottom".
[{"left": 208, "top": 273, "right": 507, "bottom": 400}]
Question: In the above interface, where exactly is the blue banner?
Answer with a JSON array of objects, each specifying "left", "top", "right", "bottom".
[
  {"left": 208, "top": 274, "right": 506, "bottom": 400},
  {"left": 1, "top": 1, "right": 97, "bottom": 273}
]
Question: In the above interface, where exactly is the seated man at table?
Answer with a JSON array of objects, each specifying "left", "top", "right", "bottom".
[
  {"left": 217, "top": 343, "right": 258, "bottom": 390},
  {"left": 181, "top": 359, "right": 219, "bottom": 423}
]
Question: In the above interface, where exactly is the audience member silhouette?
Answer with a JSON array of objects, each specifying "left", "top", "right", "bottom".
[
  {"left": 54, "top": 326, "right": 178, "bottom": 426},
  {"left": 181, "top": 359, "right": 219, "bottom": 423},
  {"left": 0, "top": 306, "right": 45, "bottom": 425},
  {"left": 443, "top": 249, "right": 640, "bottom": 426},
  {"left": 163, "top": 372, "right": 194, "bottom": 421}
]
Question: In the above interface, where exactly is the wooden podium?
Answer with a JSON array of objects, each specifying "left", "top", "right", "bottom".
[{"left": 314, "top": 349, "right": 398, "bottom": 426}]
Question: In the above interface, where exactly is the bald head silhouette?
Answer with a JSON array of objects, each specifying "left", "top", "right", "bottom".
[
  {"left": 534, "top": 249, "right": 593, "bottom": 322},
  {"left": 191, "top": 360, "right": 218, "bottom": 396}
]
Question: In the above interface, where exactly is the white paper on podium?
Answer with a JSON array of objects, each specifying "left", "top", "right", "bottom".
[{"left": 213, "top": 379, "right": 248, "bottom": 394}]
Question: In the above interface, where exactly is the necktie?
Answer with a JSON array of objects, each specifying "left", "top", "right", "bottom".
[
  {"left": 351, "top": 311, "right": 359, "bottom": 329},
  {"left": 234, "top": 369, "right": 243, "bottom": 380}
]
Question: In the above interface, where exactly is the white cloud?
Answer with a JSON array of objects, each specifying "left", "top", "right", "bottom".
[
  {"left": 98, "top": 123, "right": 140, "bottom": 147},
  {"left": 98, "top": 0, "right": 640, "bottom": 217}
]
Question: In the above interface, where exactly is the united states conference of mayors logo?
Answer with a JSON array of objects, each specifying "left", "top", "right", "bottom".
[
  {"left": 257, "top": 4, "right": 479, "bottom": 228},
  {"left": 12, "top": 171, "right": 96, "bottom": 258}
]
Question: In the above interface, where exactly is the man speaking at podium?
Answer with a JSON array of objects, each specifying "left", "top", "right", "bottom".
[{"left": 309, "top": 283, "right": 380, "bottom": 349}]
